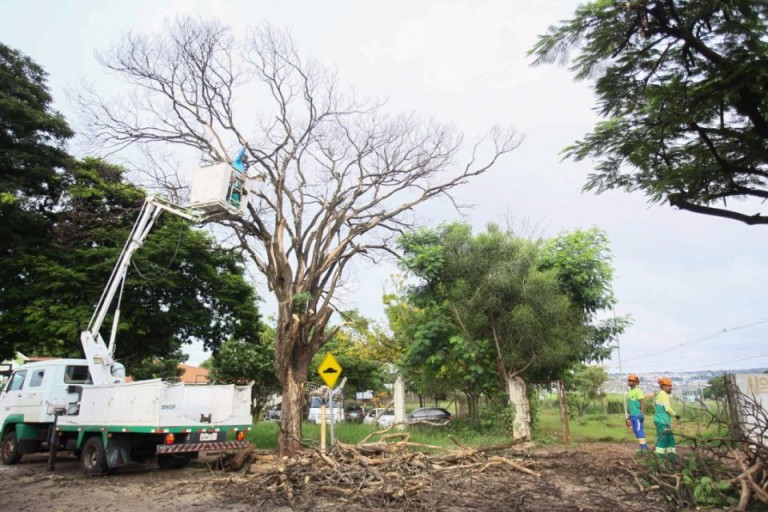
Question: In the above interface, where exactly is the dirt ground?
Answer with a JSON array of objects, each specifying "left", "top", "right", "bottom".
[{"left": 0, "top": 444, "right": 674, "bottom": 512}]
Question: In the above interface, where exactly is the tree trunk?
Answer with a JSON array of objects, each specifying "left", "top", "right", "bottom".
[
  {"left": 274, "top": 307, "right": 315, "bottom": 456},
  {"left": 276, "top": 356, "right": 308, "bottom": 456},
  {"left": 466, "top": 392, "right": 479, "bottom": 422},
  {"left": 506, "top": 374, "right": 531, "bottom": 440}
]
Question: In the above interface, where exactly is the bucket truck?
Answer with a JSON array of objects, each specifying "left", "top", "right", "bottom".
[{"left": 1, "top": 189, "right": 253, "bottom": 475}]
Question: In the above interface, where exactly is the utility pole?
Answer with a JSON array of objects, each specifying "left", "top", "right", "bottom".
[{"left": 614, "top": 307, "right": 628, "bottom": 419}]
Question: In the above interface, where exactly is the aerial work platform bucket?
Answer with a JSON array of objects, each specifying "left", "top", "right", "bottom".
[{"left": 189, "top": 163, "right": 249, "bottom": 215}]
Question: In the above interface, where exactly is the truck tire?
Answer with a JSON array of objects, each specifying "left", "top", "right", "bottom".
[
  {"left": 1, "top": 431, "right": 22, "bottom": 465},
  {"left": 157, "top": 453, "right": 192, "bottom": 470},
  {"left": 81, "top": 436, "right": 108, "bottom": 476}
]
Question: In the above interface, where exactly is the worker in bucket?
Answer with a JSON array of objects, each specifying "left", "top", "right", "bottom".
[
  {"left": 626, "top": 374, "right": 648, "bottom": 452},
  {"left": 226, "top": 147, "right": 248, "bottom": 208},
  {"left": 654, "top": 377, "right": 680, "bottom": 462}
]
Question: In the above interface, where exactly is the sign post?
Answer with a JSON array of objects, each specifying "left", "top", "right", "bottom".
[
  {"left": 320, "top": 399, "right": 327, "bottom": 454},
  {"left": 317, "top": 353, "right": 343, "bottom": 453}
]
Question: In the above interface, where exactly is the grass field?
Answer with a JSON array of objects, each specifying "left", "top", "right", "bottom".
[{"left": 247, "top": 400, "right": 722, "bottom": 451}]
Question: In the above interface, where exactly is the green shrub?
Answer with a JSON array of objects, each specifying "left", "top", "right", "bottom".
[
  {"left": 606, "top": 400, "right": 624, "bottom": 415},
  {"left": 637, "top": 452, "right": 738, "bottom": 508},
  {"left": 643, "top": 395, "right": 655, "bottom": 415}
]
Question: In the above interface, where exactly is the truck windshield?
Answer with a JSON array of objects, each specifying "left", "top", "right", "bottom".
[{"left": 7, "top": 370, "right": 27, "bottom": 391}]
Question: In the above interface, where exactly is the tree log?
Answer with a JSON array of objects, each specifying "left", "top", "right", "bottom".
[{"left": 228, "top": 444, "right": 255, "bottom": 470}]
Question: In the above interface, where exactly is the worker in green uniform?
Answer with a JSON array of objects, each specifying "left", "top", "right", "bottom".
[
  {"left": 654, "top": 377, "right": 679, "bottom": 462},
  {"left": 626, "top": 374, "right": 647, "bottom": 452}
]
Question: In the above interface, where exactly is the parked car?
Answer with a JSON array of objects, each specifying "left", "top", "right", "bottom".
[
  {"left": 363, "top": 407, "right": 395, "bottom": 427},
  {"left": 307, "top": 396, "right": 345, "bottom": 423},
  {"left": 345, "top": 403, "right": 366, "bottom": 422},
  {"left": 264, "top": 404, "right": 281, "bottom": 421},
  {"left": 405, "top": 407, "right": 452, "bottom": 424}
]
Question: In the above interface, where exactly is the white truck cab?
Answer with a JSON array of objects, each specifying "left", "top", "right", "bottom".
[
  {"left": 0, "top": 359, "right": 91, "bottom": 462},
  {"left": 0, "top": 359, "right": 90, "bottom": 423}
]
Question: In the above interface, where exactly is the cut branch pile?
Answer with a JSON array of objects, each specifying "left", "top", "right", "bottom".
[
  {"left": 731, "top": 453, "right": 768, "bottom": 511},
  {"left": 230, "top": 429, "right": 538, "bottom": 510}
]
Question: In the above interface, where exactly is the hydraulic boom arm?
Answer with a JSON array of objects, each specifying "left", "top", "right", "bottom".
[{"left": 81, "top": 196, "right": 202, "bottom": 386}]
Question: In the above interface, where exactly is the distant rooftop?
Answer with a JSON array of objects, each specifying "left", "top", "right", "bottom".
[{"left": 179, "top": 364, "right": 209, "bottom": 384}]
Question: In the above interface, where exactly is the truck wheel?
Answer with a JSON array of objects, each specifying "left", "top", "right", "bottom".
[
  {"left": 1, "top": 431, "right": 22, "bottom": 465},
  {"left": 157, "top": 454, "right": 192, "bottom": 470},
  {"left": 81, "top": 436, "right": 108, "bottom": 476}
]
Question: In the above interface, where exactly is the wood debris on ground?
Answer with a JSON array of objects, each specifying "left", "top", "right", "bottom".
[{"left": 225, "top": 427, "right": 537, "bottom": 509}]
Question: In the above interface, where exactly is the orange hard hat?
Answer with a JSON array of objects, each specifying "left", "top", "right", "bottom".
[
  {"left": 658, "top": 377, "right": 673, "bottom": 387},
  {"left": 627, "top": 374, "right": 640, "bottom": 382}
]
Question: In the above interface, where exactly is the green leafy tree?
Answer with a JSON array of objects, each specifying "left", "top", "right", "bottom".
[
  {"left": 392, "top": 226, "right": 501, "bottom": 418},
  {"left": 385, "top": 293, "right": 463, "bottom": 400},
  {"left": 0, "top": 43, "right": 73, "bottom": 340},
  {"left": 0, "top": 42, "right": 72, "bottom": 234},
  {"left": 0, "top": 158, "right": 262, "bottom": 370},
  {"left": 703, "top": 376, "right": 726, "bottom": 400},
  {"left": 309, "top": 315, "right": 390, "bottom": 398},
  {"left": 530, "top": 1, "right": 768, "bottom": 225},
  {"left": 567, "top": 364, "right": 609, "bottom": 417},
  {"left": 207, "top": 327, "right": 280, "bottom": 419},
  {"left": 0, "top": 46, "right": 263, "bottom": 368},
  {"left": 540, "top": 227, "right": 630, "bottom": 360},
  {"left": 397, "top": 223, "right": 612, "bottom": 437},
  {"left": 343, "top": 300, "right": 402, "bottom": 366}
]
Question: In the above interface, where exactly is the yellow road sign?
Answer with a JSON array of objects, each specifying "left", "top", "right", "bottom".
[{"left": 317, "top": 352, "right": 342, "bottom": 388}]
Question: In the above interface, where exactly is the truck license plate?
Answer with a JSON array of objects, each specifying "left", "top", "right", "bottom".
[{"left": 200, "top": 432, "right": 217, "bottom": 441}]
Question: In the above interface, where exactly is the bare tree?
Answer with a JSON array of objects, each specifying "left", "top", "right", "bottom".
[{"left": 79, "top": 18, "right": 520, "bottom": 455}]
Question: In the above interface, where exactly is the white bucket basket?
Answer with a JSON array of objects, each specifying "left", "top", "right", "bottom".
[{"left": 189, "top": 163, "right": 249, "bottom": 216}]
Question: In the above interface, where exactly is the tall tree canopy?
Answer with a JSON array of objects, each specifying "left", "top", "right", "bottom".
[
  {"left": 540, "top": 227, "right": 629, "bottom": 362},
  {"left": 395, "top": 223, "right": 623, "bottom": 437},
  {"left": 530, "top": 1, "right": 768, "bottom": 225},
  {"left": 0, "top": 156, "right": 263, "bottom": 370},
  {"left": 0, "top": 42, "right": 72, "bottom": 211},
  {"left": 80, "top": 19, "right": 520, "bottom": 454},
  {"left": 0, "top": 42, "right": 73, "bottom": 307},
  {"left": 397, "top": 224, "right": 606, "bottom": 381}
]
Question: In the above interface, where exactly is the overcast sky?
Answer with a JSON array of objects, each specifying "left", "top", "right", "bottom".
[{"left": 3, "top": 0, "right": 767, "bottom": 374}]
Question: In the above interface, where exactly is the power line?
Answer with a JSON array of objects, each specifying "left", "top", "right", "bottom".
[
  {"left": 666, "top": 351, "right": 768, "bottom": 373},
  {"left": 620, "top": 316, "right": 768, "bottom": 364},
  {"left": 610, "top": 349, "right": 768, "bottom": 374}
]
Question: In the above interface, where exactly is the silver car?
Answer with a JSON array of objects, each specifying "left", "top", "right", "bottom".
[{"left": 363, "top": 407, "right": 395, "bottom": 427}]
